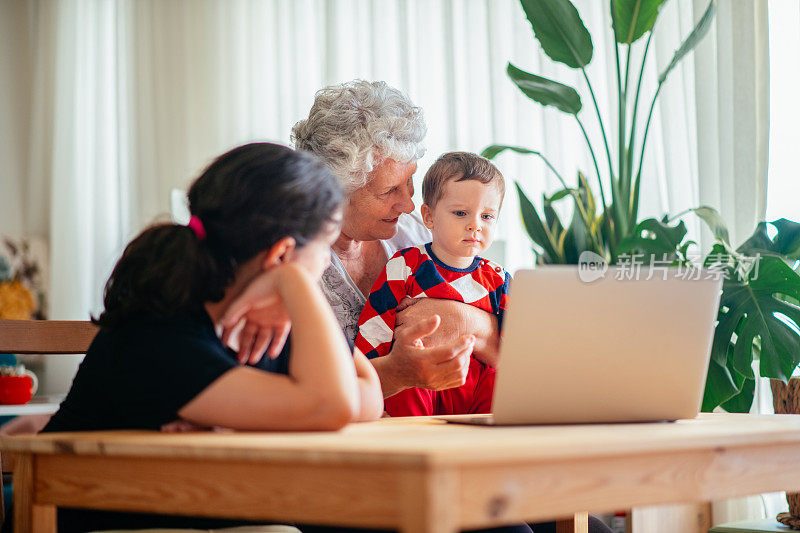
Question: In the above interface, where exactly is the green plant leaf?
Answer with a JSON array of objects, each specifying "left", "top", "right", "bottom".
[
  {"left": 507, "top": 63, "right": 582, "bottom": 114},
  {"left": 543, "top": 193, "right": 566, "bottom": 237},
  {"left": 720, "top": 377, "right": 756, "bottom": 413},
  {"left": 772, "top": 219, "right": 800, "bottom": 260},
  {"left": 617, "top": 218, "right": 687, "bottom": 257},
  {"left": 736, "top": 222, "right": 773, "bottom": 256},
  {"left": 629, "top": 171, "right": 641, "bottom": 228},
  {"left": 704, "top": 335, "right": 753, "bottom": 413},
  {"left": 609, "top": 178, "right": 629, "bottom": 241},
  {"left": 562, "top": 223, "right": 582, "bottom": 264},
  {"left": 516, "top": 183, "right": 562, "bottom": 262},
  {"left": 701, "top": 357, "right": 739, "bottom": 412},
  {"left": 519, "top": 0, "right": 593, "bottom": 68},
  {"left": 481, "top": 145, "right": 537, "bottom": 160},
  {"left": 563, "top": 179, "right": 595, "bottom": 263},
  {"left": 736, "top": 219, "right": 800, "bottom": 262},
  {"left": 611, "top": 0, "right": 667, "bottom": 44},
  {"left": 692, "top": 205, "right": 731, "bottom": 245},
  {"left": 658, "top": 0, "right": 715, "bottom": 84},
  {"left": 554, "top": 175, "right": 599, "bottom": 264},
  {"left": 710, "top": 255, "right": 800, "bottom": 386},
  {"left": 576, "top": 172, "right": 596, "bottom": 217},
  {"left": 548, "top": 188, "right": 576, "bottom": 202},
  {"left": 677, "top": 240, "right": 696, "bottom": 265}
]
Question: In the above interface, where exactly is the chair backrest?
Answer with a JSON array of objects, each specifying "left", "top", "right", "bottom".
[
  {"left": 0, "top": 320, "right": 98, "bottom": 527},
  {"left": 0, "top": 320, "right": 98, "bottom": 354}
]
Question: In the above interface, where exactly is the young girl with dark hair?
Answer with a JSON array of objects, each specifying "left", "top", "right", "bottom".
[{"left": 41, "top": 142, "right": 383, "bottom": 531}]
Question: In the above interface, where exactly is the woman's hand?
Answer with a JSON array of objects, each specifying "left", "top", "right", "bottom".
[
  {"left": 371, "top": 314, "right": 475, "bottom": 398},
  {"left": 220, "top": 268, "right": 292, "bottom": 365},
  {"left": 395, "top": 297, "right": 501, "bottom": 368}
]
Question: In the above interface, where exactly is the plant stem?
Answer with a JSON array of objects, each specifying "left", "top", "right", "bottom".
[
  {"left": 613, "top": 38, "right": 626, "bottom": 209},
  {"left": 575, "top": 116, "right": 615, "bottom": 255},
  {"left": 580, "top": 68, "right": 616, "bottom": 185},
  {"left": 575, "top": 116, "right": 607, "bottom": 211},
  {"left": 624, "top": 42, "right": 632, "bottom": 97},
  {"left": 666, "top": 208, "right": 693, "bottom": 223},
  {"left": 627, "top": 32, "right": 653, "bottom": 226},
  {"left": 635, "top": 81, "right": 664, "bottom": 188},
  {"left": 628, "top": 32, "right": 653, "bottom": 180},
  {"left": 623, "top": 44, "right": 632, "bottom": 189}
]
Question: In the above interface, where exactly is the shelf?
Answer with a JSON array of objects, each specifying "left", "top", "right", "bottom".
[{"left": 0, "top": 395, "right": 63, "bottom": 416}]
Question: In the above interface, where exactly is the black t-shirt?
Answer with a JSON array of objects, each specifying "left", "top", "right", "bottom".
[
  {"left": 43, "top": 310, "right": 290, "bottom": 433},
  {"left": 39, "top": 311, "right": 291, "bottom": 532}
]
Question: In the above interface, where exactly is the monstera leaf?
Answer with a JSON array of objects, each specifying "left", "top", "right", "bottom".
[
  {"left": 703, "top": 254, "right": 800, "bottom": 412},
  {"left": 771, "top": 219, "right": 800, "bottom": 259},
  {"left": 616, "top": 217, "right": 687, "bottom": 258},
  {"left": 738, "top": 219, "right": 800, "bottom": 261}
]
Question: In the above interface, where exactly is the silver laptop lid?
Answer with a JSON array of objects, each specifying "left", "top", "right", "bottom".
[{"left": 493, "top": 266, "right": 722, "bottom": 424}]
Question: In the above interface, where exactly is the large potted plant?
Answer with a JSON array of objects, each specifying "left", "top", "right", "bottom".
[{"left": 483, "top": 0, "right": 800, "bottom": 415}]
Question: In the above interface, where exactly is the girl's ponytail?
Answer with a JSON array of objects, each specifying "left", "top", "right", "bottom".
[{"left": 94, "top": 221, "right": 234, "bottom": 328}]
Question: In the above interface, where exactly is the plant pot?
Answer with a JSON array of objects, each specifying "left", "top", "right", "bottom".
[{"left": 771, "top": 377, "right": 800, "bottom": 527}]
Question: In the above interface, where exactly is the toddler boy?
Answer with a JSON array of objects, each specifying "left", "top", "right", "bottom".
[{"left": 354, "top": 152, "right": 510, "bottom": 416}]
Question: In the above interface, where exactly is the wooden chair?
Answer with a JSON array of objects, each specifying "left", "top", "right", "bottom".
[
  {"left": 0, "top": 319, "right": 98, "bottom": 357},
  {"left": 0, "top": 319, "right": 98, "bottom": 528}
]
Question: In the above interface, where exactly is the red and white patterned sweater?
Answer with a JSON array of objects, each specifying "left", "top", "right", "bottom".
[{"left": 355, "top": 243, "right": 511, "bottom": 359}]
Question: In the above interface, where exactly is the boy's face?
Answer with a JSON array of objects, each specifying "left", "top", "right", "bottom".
[{"left": 421, "top": 178, "right": 502, "bottom": 266}]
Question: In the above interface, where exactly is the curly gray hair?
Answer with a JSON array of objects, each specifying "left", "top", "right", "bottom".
[{"left": 291, "top": 80, "right": 427, "bottom": 194}]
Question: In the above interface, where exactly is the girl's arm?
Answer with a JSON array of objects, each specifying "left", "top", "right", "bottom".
[
  {"left": 352, "top": 350, "right": 383, "bottom": 421},
  {"left": 179, "top": 264, "right": 371, "bottom": 431}
]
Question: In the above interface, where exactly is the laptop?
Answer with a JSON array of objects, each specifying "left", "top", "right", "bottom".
[{"left": 443, "top": 266, "right": 722, "bottom": 425}]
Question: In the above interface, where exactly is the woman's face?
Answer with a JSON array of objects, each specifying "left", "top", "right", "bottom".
[{"left": 341, "top": 159, "right": 417, "bottom": 242}]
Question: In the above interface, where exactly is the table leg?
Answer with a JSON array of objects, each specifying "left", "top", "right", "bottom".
[
  {"left": 400, "top": 468, "right": 460, "bottom": 533},
  {"left": 13, "top": 454, "right": 56, "bottom": 533},
  {"left": 555, "top": 512, "right": 589, "bottom": 533}
]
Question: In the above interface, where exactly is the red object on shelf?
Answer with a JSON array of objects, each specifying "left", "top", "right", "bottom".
[{"left": 0, "top": 374, "right": 36, "bottom": 405}]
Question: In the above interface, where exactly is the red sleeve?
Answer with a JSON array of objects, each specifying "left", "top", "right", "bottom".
[{"left": 354, "top": 252, "right": 412, "bottom": 359}]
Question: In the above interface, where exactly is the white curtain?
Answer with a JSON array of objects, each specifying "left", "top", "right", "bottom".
[
  {"left": 693, "top": 0, "right": 770, "bottom": 248},
  {"left": 765, "top": 0, "right": 800, "bottom": 224},
  {"left": 3, "top": 0, "right": 766, "bottom": 320}
]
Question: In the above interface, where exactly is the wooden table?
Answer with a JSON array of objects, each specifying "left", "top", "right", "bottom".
[{"left": 3, "top": 413, "right": 800, "bottom": 533}]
